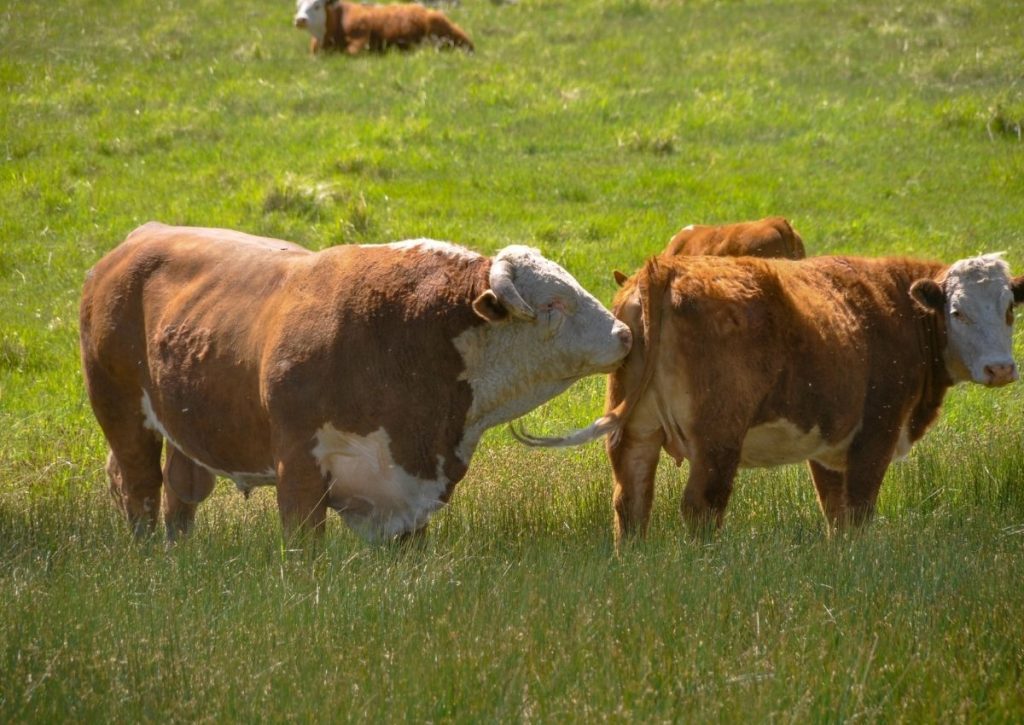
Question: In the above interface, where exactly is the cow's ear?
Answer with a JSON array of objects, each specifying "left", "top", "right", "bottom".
[
  {"left": 909, "top": 279, "right": 945, "bottom": 314},
  {"left": 472, "top": 290, "right": 509, "bottom": 322},
  {"left": 1012, "top": 275, "right": 1024, "bottom": 305},
  {"left": 613, "top": 270, "right": 628, "bottom": 287}
]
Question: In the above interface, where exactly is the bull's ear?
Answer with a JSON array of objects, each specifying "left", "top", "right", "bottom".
[
  {"left": 1012, "top": 275, "right": 1024, "bottom": 305},
  {"left": 472, "top": 290, "right": 509, "bottom": 323},
  {"left": 909, "top": 279, "right": 945, "bottom": 314},
  {"left": 613, "top": 270, "right": 628, "bottom": 287}
]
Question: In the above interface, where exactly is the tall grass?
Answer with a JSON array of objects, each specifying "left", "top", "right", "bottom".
[{"left": 2, "top": 0, "right": 1024, "bottom": 720}]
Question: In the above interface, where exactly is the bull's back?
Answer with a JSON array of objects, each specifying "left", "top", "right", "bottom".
[{"left": 81, "top": 223, "right": 308, "bottom": 376}]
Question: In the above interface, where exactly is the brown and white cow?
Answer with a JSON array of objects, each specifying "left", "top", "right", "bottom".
[
  {"left": 80, "top": 223, "right": 630, "bottom": 542},
  {"left": 293, "top": 0, "right": 474, "bottom": 55},
  {"left": 516, "top": 253, "right": 1024, "bottom": 540},
  {"left": 664, "top": 217, "right": 806, "bottom": 260}
]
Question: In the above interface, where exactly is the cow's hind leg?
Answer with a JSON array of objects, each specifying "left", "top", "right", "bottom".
[
  {"left": 680, "top": 446, "right": 740, "bottom": 539},
  {"left": 609, "top": 428, "right": 665, "bottom": 546},
  {"left": 162, "top": 444, "right": 215, "bottom": 542},
  {"left": 808, "top": 461, "right": 846, "bottom": 533}
]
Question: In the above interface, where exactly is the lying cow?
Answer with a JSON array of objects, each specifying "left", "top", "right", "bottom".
[
  {"left": 664, "top": 217, "right": 806, "bottom": 259},
  {"left": 293, "top": 0, "right": 474, "bottom": 55},
  {"left": 80, "top": 223, "right": 630, "bottom": 542},
  {"left": 516, "top": 252, "right": 1023, "bottom": 540}
]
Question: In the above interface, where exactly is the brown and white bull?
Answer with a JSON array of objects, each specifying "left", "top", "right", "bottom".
[
  {"left": 516, "top": 253, "right": 1023, "bottom": 540},
  {"left": 80, "top": 223, "right": 630, "bottom": 542},
  {"left": 663, "top": 217, "right": 806, "bottom": 260},
  {"left": 293, "top": 0, "right": 474, "bottom": 55}
]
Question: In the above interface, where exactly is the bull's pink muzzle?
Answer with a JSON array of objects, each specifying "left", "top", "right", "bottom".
[{"left": 984, "top": 362, "right": 1018, "bottom": 387}]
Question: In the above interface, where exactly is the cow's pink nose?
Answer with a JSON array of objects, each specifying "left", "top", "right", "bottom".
[{"left": 984, "top": 362, "right": 1018, "bottom": 387}]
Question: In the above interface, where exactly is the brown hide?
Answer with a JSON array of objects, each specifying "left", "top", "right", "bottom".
[
  {"left": 315, "top": 1, "right": 474, "bottom": 54},
  {"left": 664, "top": 217, "right": 806, "bottom": 260},
  {"left": 80, "top": 223, "right": 492, "bottom": 538},
  {"left": 606, "top": 254, "right": 952, "bottom": 540}
]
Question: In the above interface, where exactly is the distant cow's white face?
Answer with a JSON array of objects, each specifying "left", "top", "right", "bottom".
[
  {"left": 912, "top": 254, "right": 1024, "bottom": 386},
  {"left": 294, "top": 0, "right": 330, "bottom": 43}
]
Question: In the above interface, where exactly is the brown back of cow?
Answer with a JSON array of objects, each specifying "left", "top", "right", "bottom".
[{"left": 665, "top": 217, "right": 806, "bottom": 260}]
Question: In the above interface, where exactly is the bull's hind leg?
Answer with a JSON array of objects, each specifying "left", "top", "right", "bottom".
[
  {"left": 808, "top": 461, "right": 846, "bottom": 532},
  {"left": 84, "top": 367, "right": 164, "bottom": 536},
  {"left": 609, "top": 428, "right": 665, "bottom": 545},
  {"left": 680, "top": 446, "right": 741, "bottom": 538},
  {"left": 102, "top": 435, "right": 163, "bottom": 538},
  {"left": 162, "top": 444, "right": 215, "bottom": 542}
]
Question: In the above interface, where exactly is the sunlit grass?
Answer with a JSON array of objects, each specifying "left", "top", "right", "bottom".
[{"left": 2, "top": 0, "right": 1024, "bottom": 720}]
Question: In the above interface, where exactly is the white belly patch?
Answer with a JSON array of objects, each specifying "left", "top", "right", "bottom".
[
  {"left": 311, "top": 424, "right": 449, "bottom": 541},
  {"left": 740, "top": 419, "right": 854, "bottom": 470}
]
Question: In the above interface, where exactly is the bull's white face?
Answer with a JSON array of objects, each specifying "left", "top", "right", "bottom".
[
  {"left": 294, "top": 0, "right": 329, "bottom": 42},
  {"left": 455, "top": 245, "right": 632, "bottom": 455},
  {"left": 932, "top": 254, "right": 1023, "bottom": 386},
  {"left": 497, "top": 246, "right": 632, "bottom": 374}
]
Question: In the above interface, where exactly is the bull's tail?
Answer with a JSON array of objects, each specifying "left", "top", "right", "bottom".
[
  {"left": 511, "top": 256, "right": 669, "bottom": 449},
  {"left": 509, "top": 413, "right": 619, "bottom": 448}
]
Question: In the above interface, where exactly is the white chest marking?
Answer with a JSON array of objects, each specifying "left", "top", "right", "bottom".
[
  {"left": 140, "top": 391, "right": 275, "bottom": 491},
  {"left": 311, "top": 424, "right": 449, "bottom": 541},
  {"left": 740, "top": 419, "right": 856, "bottom": 470}
]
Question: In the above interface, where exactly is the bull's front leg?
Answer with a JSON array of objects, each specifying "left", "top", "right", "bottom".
[
  {"left": 680, "top": 444, "right": 741, "bottom": 539},
  {"left": 274, "top": 437, "right": 329, "bottom": 541},
  {"left": 609, "top": 427, "right": 665, "bottom": 546}
]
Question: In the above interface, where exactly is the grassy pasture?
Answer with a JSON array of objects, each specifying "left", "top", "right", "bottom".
[{"left": 2, "top": 0, "right": 1024, "bottom": 720}]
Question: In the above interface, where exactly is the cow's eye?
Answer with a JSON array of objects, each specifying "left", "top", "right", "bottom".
[
  {"left": 1007, "top": 304, "right": 1014, "bottom": 326},
  {"left": 951, "top": 309, "right": 962, "bottom": 320}
]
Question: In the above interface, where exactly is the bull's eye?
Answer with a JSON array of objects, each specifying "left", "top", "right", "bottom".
[
  {"left": 951, "top": 309, "right": 963, "bottom": 321},
  {"left": 538, "top": 299, "right": 567, "bottom": 335}
]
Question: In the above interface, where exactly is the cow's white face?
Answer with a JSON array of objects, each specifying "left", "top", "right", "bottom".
[
  {"left": 456, "top": 245, "right": 632, "bottom": 454},
  {"left": 294, "top": 0, "right": 330, "bottom": 42},
  {"left": 913, "top": 254, "right": 1024, "bottom": 386}
]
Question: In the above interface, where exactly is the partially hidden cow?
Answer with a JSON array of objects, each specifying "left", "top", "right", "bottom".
[
  {"left": 664, "top": 217, "right": 806, "bottom": 260},
  {"left": 293, "top": 0, "right": 474, "bottom": 55},
  {"left": 516, "top": 253, "right": 1024, "bottom": 540},
  {"left": 80, "top": 223, "right": 630, "bottom": 542}
]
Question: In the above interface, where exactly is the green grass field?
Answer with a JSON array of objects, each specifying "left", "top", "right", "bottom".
[{"left": 3, "top": 0, "right": 1024, "bottom": 720}]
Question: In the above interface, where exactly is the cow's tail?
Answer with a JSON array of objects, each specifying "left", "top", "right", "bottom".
[{"left": 510, "top": 256, "right": 668, "bottom": 449}]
